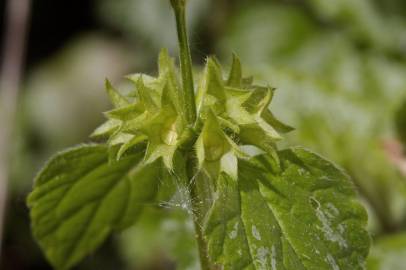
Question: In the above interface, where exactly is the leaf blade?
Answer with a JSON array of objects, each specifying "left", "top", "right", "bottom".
[
  {"left": 204, "top": 147, "right": 370, "bottom": 270},
  {"left": 28, "top": 144, "right": 163, "bottom": 270}
]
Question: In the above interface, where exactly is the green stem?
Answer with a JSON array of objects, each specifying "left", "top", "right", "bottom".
[
  {"left": 170, "top": 0, "right": 196, "bottom": 125},
  {"left": 170, "top": 1, "right": 212, "bottom": 269},
  {"left": 188, "top": 164, "right": 213, "bottom": 270}
]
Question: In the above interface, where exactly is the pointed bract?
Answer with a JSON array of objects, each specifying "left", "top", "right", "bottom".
[
  {"left": 105, "top": 79, "right": 129, "bottom": 108},
  {"left": 227, "top": 53, "right": 242, "bottom": 88}
]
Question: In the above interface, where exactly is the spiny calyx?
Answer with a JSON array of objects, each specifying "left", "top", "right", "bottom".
[{"left": 92, "top": 50, "right": 293, "bottom": 176}]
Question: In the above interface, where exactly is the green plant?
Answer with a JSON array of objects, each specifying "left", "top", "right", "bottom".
[{"left": 27, "top": 1, "right": 370, "bottom": 269}]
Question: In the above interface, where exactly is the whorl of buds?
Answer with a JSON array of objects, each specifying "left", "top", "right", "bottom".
[{"left": 92, "top": 50, "right": 293, "bottom": 179}]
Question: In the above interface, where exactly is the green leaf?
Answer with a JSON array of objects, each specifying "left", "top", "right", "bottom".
[
  {"left": 204, "top": 147, "right": 370, "bottom": 269},
  {"left": 367, "top": 233, "right": 406, "bottom": 270},
  {"left": 27, "top": 144, "right": 165, "bottom": 270}
]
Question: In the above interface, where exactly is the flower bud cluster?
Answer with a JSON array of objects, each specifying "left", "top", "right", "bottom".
[{"left": 92, "top": 50, "right": 293, "bottom": 178}]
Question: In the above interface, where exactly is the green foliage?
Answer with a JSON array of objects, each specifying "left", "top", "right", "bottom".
[
  {"left": 204, "top": 148, "right": 369, "bottom": 269},
  {"left": 27, "top": 2, "right": 371, "bottom": 269},
  {"left": 223, "top": 1, "right": 406, "bottom": 234},
  {"left": 27, "top": 145, "right": 172, "bottom": 269}
]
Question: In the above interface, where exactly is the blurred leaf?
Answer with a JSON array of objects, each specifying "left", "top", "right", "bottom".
[
  {"left": 306, "top": 0, "right": 406, "bottom": 53},
  {"left": 395, "top": 99, "right": 406, "bottom": 147},
  {"left": 367, "top": 233, "right": 406, "bottom": 270},
  {"left": 221, "top": 3, "right": 316, "bottom": 66}
]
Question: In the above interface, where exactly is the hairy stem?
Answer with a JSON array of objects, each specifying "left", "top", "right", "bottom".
[
  {"left": 170, "top": 0, "right": 196, "bottom": 125},
  {"left": 170, "top": 1, "right": 213, "bottom": 269},
  {"left": 187, "top": 164, "right": 213, "bottom": 270}
]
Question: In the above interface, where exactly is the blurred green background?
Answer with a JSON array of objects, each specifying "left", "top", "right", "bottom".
[{"left": 1, "top": 0, "right": 406, "bottom": 269}]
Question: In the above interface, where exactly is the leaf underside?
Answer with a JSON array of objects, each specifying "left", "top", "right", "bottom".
[
  {"left": 204, "top": 147, "right": 370, "bottom": 270},
  {"left": 27, "top": 144, "right": 167, "bottom": 270}
]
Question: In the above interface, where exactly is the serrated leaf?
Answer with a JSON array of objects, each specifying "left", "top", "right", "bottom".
[
  {"left": 27, "top": 144, "right": 165, "bottom": 270},
  {"left": 204, "top": 147, "right": 370, "bottom": 270}
]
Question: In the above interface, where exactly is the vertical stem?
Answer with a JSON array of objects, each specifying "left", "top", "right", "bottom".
[
  {"left": 170, "top": 1, "right": 212, "bottom": 269},
  {"left": 170, "top": 0, "right": 196, "bottom": 125},
  {"left": 186, "top": 157, "right": 214, "bottom": 270},
  {"left": 189, "top": 180, "right": 212, "bottom": 270},
  {"left": 0, "top": 0, "right": 31, "bottom": 256}
]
